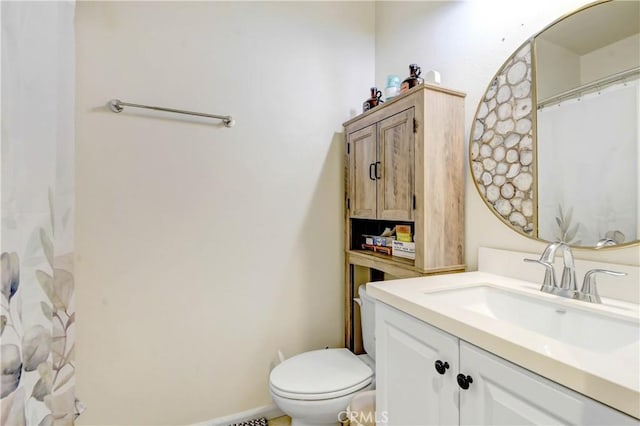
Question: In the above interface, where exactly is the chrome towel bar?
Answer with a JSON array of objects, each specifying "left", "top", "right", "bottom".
[{"left": 108, "top": 99, "right": 235, "bottom": 127}]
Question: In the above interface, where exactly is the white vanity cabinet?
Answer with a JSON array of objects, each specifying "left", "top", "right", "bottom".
[
  {"left": 376, "top": 301, "right": 639, "bottom": 426},
  {"left": 375, "top": 302, "right": 459, "bottom": 425},
  {"left": 458, "top": 342, "right": 637, "bottom": 425}
]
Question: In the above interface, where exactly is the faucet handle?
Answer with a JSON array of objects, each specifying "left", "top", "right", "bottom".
[
  {"left": 577, "top": 269, "right": 627, "bottom": 304},
  {"left": 524, "top": 258, "right": 556, "bottom": 293},
  {"left": 524, "top": 258, "right": 552, "bottom": 267}
]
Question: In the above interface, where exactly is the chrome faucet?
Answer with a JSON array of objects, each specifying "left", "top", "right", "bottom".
[
  {"left": 524, "top": 242, "right": 577, "bottom": 297},
  {"left": 525, "top": 242, "right": 626, "bottom": 304},
  {"left": 524, "top": 242, "right": 573, "bottom": 295}
]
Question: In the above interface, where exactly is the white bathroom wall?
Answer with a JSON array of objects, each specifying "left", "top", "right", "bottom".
[
  {"left": 75, "top": 2, "right": 640, "bottom": 424},
  {"left": 75, "top": 2, "right": 374, "bottom": 424},
  {"left": 375, "top": 0, "right": 640, "bottom": 268}
]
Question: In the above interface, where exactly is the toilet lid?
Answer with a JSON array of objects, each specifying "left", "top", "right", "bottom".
[{"left": 269, "top": 348, "right": 373, "bottom": 400}]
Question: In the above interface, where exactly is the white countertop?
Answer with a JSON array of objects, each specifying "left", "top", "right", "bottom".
[{"left": 367, "top": 271, "right": 640, "bottom": 419}]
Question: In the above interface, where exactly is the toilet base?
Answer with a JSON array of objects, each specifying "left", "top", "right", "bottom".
[
  {"left": 270, "top": 383, "right": 373, "bottom": 426},
  {"left": 290, "top": 419, "right": 340, "bottom": 426}
]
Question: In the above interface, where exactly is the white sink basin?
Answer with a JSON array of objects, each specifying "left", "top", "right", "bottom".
[{"left": 425, "top": 284, "right": 640, "bottom": 353}]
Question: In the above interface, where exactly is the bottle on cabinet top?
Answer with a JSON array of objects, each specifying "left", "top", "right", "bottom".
[
  {"left": 363, "top": 87, "right": 384, "bottom": 112},
  {"left": 400, "top": 64, "right": 424, "bottom": 93}
]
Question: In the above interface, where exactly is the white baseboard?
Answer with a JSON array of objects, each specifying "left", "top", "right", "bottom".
[{"left": 193, "top": 404, "right": 285, "bottom": 426}]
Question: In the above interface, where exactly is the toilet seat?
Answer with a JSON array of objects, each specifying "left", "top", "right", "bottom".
[
  {"left": 269, "top": 348, "right": 373, "bottom": 401},
  {"left": 270, "top": 377, "right": 372, "bottom": 401}
]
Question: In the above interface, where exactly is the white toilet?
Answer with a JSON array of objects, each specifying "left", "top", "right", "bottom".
[{"left": 269, "top": 286, "right": 376, "bottom": 426}]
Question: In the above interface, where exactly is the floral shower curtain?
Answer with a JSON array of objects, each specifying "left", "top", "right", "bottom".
[{"left": 1, "top": 1, "right": 78, "bottom": 425}]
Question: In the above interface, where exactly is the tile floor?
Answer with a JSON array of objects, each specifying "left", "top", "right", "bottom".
[
  {"left": 268, "top": 415, "right": 350, "bottom": 426},
  {"left": 267, "top": 416, "right": 291, "bottom": 426}
]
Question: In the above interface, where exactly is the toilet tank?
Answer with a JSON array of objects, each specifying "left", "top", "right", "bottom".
[{"left": 358, "top": 286, "right": 376, "bottom": 359}]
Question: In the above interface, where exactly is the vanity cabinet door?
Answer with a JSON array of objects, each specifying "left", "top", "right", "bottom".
[
  {"left": 347, "top": 124, "right": 378, "bottom": 219},
  {"left": 376, "top": 301, "right": 459, "bottom": 426},
  {"left": 459, "top": 342, "right": 639, "bottom": 426}
]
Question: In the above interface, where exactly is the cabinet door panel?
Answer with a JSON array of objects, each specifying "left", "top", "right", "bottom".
[
  {"left": 376, "top": 302, "right": 459, "bottom": 426},
  {"left": 377, "top": 109, "right": 415, "bottom": 221},
  {"left": 348, "top": 125, "right": 377, "bottom": 218},
  {"left": 459, "top": 342, "right": 638, "bottom": 426}
]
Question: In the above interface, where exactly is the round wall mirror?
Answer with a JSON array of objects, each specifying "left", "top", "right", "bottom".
[{"left": 470, "top": 0, "right": 640, "bottom": 249}]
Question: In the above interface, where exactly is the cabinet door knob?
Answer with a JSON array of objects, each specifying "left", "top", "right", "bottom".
[
  {"left": 375, "top": 161, "right": 381, "bottom": 179},
  {"left": 369, "top": 163, "right": 376, "bottom": 181},
  {"left": 456, "top": 373, "right": 473, "bottom": 390},
  {"left": 434, "top": 360, "right": 450, "bottom": 375}
]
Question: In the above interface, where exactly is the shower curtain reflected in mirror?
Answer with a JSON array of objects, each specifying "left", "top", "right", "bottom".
[
  {"left": 1, "top": 1, "right": 79, "bottom": 424},
  {"left": 537, "top": 78, "right": 640, "bottom": 246}
]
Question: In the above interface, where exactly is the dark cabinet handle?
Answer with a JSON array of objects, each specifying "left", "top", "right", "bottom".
[
  {"left": 434, "top": 360, "right": 449, "bottom": 375},
  {"left": 369, "top": 163, "right": 376, "bottom": 181},
  {"left": 457, "top": 373, "right": 473, "bottom": 390},
  {"left": 375, "top": 161, "right": 381, "bottom": 179}
]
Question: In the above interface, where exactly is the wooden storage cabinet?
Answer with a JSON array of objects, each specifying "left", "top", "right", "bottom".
[
  {"left": 376, "top": 302, "right": 639, "bottom": 426},
  {"left": 344, "top": 84, "right": 466, "bottom": 352},
  {"left": 348, "top": 109, "right": 415, "bottom": 221}
]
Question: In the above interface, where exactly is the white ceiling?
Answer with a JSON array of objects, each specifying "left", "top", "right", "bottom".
[{"left": 538, "top": 0, "right": 640, "bottom": 55}]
